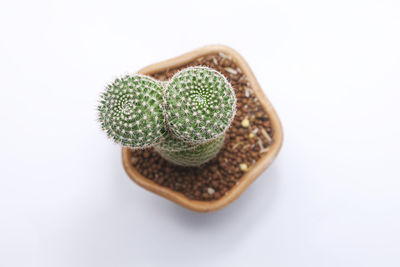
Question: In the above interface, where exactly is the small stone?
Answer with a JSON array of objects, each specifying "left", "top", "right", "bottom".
[
  {"left": 256, "top": 111, "right": 264, "bottom": 118},
  {"left": 211, "top": 180, "right": 219, "bottom": 188},
  {"left": 241, "top": 118, "right": 250, "bottom": 128},
  {"left": 239, "top": 163, "right": 248, "bottom": 172},
  {"left": 131, "top": 157, "right": 138, "bottom": 165},
  {"left": 224, "top": 67, "right": 237, "bottom": 75},
  {"left": 207, "top": 187, "right": 215, "bottom": 195}
]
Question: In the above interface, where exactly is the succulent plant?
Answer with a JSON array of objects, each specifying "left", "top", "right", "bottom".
[
  {"left": 97, "top": 75, "right": 165, "bottom": 149},
  {"left": 155, "top": 129, "right": 201, "bottom": 152},
  {"left": 97, "top": 66, "right": 236, "bottom": 166},
  {"left": 155, "top": 134, "right": 225, "bottom": 167},
  {"left": 165, "top": 67, "right": 236, "bottom": 144}
]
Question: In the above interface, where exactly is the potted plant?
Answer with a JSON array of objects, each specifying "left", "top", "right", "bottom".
[{"left": 97, "top": 45, "right": 283, "bottom": 212}]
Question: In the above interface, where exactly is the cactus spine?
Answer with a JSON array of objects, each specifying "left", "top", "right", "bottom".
[
  {"left": 98, "top": 75, "right": 165, "bottom": 149},
  {"left": 165, "top": 67, "right": 236, "bottom": 144},
  {"left": 155, "top": 134, "right": 225, "bottom": 167},
  {"left": 98, "top": 66, "right": 236, "bottom": 166}
]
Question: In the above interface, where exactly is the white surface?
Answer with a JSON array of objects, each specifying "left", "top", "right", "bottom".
[{"left": 1, "top": 0, "right": 399, "bottom": 266}]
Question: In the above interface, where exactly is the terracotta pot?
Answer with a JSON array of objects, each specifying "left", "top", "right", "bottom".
[{"left": 122, "top": 45, "right": 283, "bottom": 212}]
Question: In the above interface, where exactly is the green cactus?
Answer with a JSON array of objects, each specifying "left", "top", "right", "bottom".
[
  {"left": 155, "top": 134, "right": 225, "bottom": 166},
  {"left": 156, "top": 129, "right": 201, "bottom": 152},
  {"left": 97, "top": 75, "right": 165, "bottom": 149},
  {"left": 165, "top": 67, "right": 236, "bottom": 144},
  {"left": 97, "top": 66, "right": 236, "bottom": 166}
]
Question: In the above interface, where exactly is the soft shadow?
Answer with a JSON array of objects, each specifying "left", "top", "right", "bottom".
[
  {"left": 170, "top": 162, "right": 281, "bottom": 229},
  {"left": 68, "top": 144, "right": 282, "bottom": 266}
]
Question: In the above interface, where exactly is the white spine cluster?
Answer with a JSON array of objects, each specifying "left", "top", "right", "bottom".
[
  {"left": 97, "top": 75, "right": 165, "bottom": 149},
  {"left": 155, "top": 134, "right": 225, "bottom": 166},
  {"left": 164, "top": 67, "right": 236, "bottom": 144}
]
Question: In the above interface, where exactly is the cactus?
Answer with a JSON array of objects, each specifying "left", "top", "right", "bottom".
[
  {"left": 155, "top": 133, "right": 225, "bottom": 166},
  {"left": 156, "top": 129, "right": 201, "bottom": 152},
  {"left": 165, "top": 67, "right": 236, "bottom": 143},
  {"left": 97, "top": 75, "right": 165, "bottom": 149},
  {"left": 97, "top": 66, "right": 236, "bottom": 166}
]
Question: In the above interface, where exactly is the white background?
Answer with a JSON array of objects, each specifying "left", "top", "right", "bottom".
[{"left": 1, "top": 0, "right": 399, "bottom": 266}]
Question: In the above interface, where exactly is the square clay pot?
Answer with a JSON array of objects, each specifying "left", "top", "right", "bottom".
[{"left": 122, "top": 45, "right": 283, "bottom": 212}]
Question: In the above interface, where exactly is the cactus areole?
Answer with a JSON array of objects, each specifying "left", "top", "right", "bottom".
[{"left": 98, "top": 66, "right": 237, "bottom": 166}]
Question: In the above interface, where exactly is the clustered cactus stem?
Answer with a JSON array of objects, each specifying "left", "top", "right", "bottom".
[
  {"left": 165, "top": 67, "right": 236, "bottom": 144},
  {"left": 98, "top": 75, "right": 165, "bottom": 148},
  {"left": 98, "top": 66, "right": 236, "bottom": 166}
]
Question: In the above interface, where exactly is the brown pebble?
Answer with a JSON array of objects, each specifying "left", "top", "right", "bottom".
[
  {"left": 131, "top": 157, "right": 138, "bottom": 164},
  {"left": 211, "top": 180, "right": 219, "bottom": 188}
]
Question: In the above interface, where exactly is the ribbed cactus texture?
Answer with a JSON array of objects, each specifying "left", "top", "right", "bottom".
[
  {"left": 98, "top": 66, "right": 236, "bottom": 167},
  {"left": 156, "top": 130, "right": 201, "bottom": 152},
  {"left": 155, "top": 134, "right": 225, "bottom": 167},
  {"left": 98, "top": 75, "right": 165, "bottom": 149},
  {"left": 165, "top": 67, "right": 236, "bottom": 143}
]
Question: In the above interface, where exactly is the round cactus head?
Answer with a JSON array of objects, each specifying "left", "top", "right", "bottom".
[
  {"left": 164, "top": 67, "right": 236, "bottom": 144},
  {"left": 97, "top": 75, "right": 165, "bottom": 149}
]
